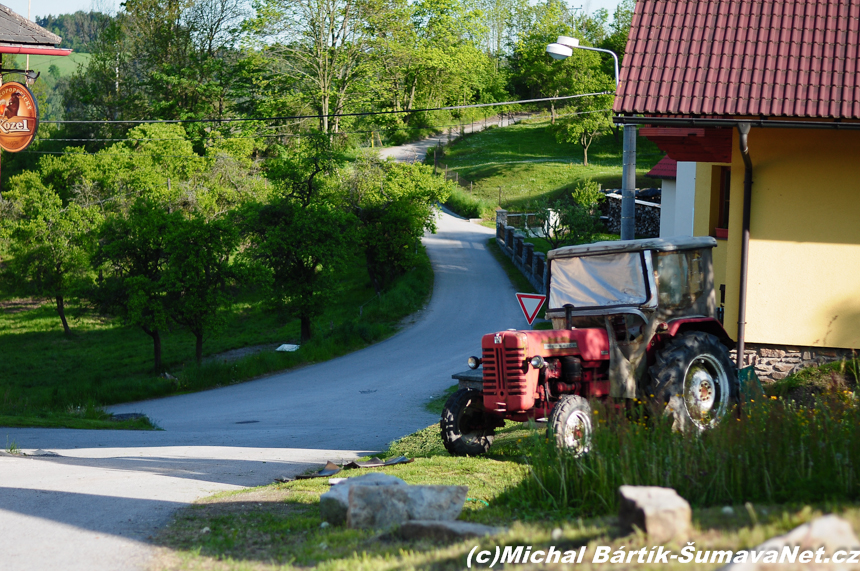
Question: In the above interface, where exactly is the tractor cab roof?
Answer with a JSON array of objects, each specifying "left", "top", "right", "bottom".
[{"left": 547, "top": 236, "right": 717, "bottom": 261}]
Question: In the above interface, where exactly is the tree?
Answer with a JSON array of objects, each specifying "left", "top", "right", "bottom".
[
  {"left": 93, "top": 199, "right": 178, "bottom": 372},
  {"left": 343, "top": 153, "right": 451, "bottom": 293},
  {"left": 508, "top": 0, "right": 607, "bottom": 123},
  {"left": 532, "top": 178, "right": 604, "bottom": 248},
  {"left": 552, "top": 99, "right": 613, "bottom": 165},
  {"left": 243, "top": 199, "right": 355, "bottom": 342},
  {"left": 2, "top": 173, "right": 101, "bottom": 334},
  {"left": 163, "top": 215, "right": 239, "bottom": 364},
  {"left": 249, "top": 0, "right": 378, "bottom": 134}
]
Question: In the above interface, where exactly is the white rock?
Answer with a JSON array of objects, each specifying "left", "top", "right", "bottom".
[
  {"left": 347, "top": 485, "right": 468, "bottom": 530},
  {"left": 723, "top": 506, "right": 735, "bottom": 515},
  {"left": 319, "top": 473, "right": 406, "bottom": 525},
  {"left": 719, "top": 515, "right": 860, "bottom": 571},
  {"left": 618, "top": 485, "right": 691, "bottom": 543},
  {"left": 276, "top": 344, "right": 299, "bottom": 352}
]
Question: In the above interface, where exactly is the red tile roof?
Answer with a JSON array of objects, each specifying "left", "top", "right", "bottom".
[
  {"left": 614, "top": 0, "right": 860, "bottom": 119},
  {"left": 646, "top": 155, "right": 678, "bottom": 179}
]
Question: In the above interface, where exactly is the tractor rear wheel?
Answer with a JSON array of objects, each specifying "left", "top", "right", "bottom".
[
  {"left": 648, "top": 331, "right": 738, "bottom": 432},
  {"left": 440, "top": 388, "right": 495, "bottom": 456},
  {"left": 548, "top": 395, "right": 592, "bottom": 455}
]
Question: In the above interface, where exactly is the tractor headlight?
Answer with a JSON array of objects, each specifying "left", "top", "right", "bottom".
[
  {"left": 467, "top": 356, "right": 482, "bottom": 369},
  {"left": 530, "top": 355, "right": 546, "bottom": 369}
]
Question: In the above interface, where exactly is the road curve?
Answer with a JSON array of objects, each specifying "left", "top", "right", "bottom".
[{"left": 0, "top": 211, "right": 524, "bottom": 571}]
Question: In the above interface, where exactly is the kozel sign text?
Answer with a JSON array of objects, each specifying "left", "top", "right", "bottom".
[{"left": 0, "top": 82, "right": 38, "bottom": 152}]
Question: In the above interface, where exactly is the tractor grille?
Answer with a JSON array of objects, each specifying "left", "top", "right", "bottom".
[{"left": 482, "top": 346, "right": 527, "bottom": 397}]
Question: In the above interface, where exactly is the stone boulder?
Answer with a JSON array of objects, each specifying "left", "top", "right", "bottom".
[
  {"left": 347, "top": 485, "right": 468, "bottom": 530},
  {"left": 618, "top": 485, "right": 691, "bottom": 543},
  {"left": 719, "top": 515, "right": 860, "bottom": 570},
  {"left": 319, "top": 473, "right": 406, "bottom": 526}
]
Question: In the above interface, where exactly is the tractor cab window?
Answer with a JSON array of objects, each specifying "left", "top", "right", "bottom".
[{"left": 654, "top": 250, "right": 706, "bottom": 310}]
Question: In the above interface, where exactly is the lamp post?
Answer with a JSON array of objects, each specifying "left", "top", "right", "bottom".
[{"left": 546, "top": 36, "right": 635, "bottom": 241}]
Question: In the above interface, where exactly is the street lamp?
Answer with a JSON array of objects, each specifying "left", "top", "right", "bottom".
[
  {"left": 545, "top": 36, "right": 635, "bottom": 241},
  {"left": 546, "top": 36, "right": 619, "bottom": 90}
]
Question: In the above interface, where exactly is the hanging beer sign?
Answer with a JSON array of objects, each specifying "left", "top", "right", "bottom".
[{"left": 0, "top": 82, "right": 38, "bottom": 152}]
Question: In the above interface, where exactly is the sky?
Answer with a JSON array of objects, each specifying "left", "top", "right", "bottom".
[{"left": 4, "top": 0, "right": 626, "bottom": 22}]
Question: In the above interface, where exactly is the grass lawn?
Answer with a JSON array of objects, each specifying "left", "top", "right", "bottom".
[
  {"left": 151, "top": 385, "right": 860, "bottom": 571},
  {"left": 25, "top": 52, "right": 90, "bottom": 77},
  {"left": 438, "top": 119, "right": 665, "bottom": 215},
  {"left": 0, "top": 248, "right": 433, "bottom": 429}
]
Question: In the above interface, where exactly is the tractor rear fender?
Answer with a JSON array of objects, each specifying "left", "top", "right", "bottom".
[{"left": 661, "top": 317, "right": 736, "bottom": 349}]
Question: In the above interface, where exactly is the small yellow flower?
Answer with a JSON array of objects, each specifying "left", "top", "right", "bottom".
[
  {"left": 771, "top": 396, "right": 777, "bottom": 400},
  {"left": 593, "top": 410, "right": 598, "bottom": 414}
]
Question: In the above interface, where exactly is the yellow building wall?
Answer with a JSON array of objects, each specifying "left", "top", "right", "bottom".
[{"left": 720, "top": 128, "right": 860, "bottom": 349}]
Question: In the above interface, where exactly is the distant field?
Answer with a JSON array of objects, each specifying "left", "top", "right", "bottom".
[{"left": 21, "top": 52, "right": 90, "bottom": 77}]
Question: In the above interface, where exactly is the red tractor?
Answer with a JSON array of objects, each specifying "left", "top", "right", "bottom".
[{"left": 441, "top": 237, "right": 738, "bottom": 455}]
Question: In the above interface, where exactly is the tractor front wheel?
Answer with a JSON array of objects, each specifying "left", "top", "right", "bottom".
[
  {"left": 440, "top": 388, "right": 495, "bottom": 456},
  {"left": 648, "top": 331, "right": 737, "bottom": 432},
  {"left": 548, "top": 395, "right": 592, "bottom": 455}
]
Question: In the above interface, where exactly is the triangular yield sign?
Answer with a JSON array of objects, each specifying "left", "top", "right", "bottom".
[{"left": 516, "top": 293, "right": 546, "bottom": 325}]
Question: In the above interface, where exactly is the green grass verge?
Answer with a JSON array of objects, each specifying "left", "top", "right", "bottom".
[
  {"left": 0, "top": 248, "right": 433, "bottom": 429},
  {"left": 440, "top": 120, "right": 664, "bottom": 216},
  {"left": 423, "top": 384, "right": 458, "bottom": 415},
  {"left": 151, "top": 383, "right": 860, "bottom": 571}
]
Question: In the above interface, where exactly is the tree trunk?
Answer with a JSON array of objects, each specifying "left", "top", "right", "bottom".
[
  {"left": 56, "top": 294, "right": 71, "bottom": 335},
  {"left": 300, "top": 314, "right": 312, "bottom": 343},
  {"left": 551, "top": 101, "right": 556, "bottom": 124},
  {"left": 195, "top": 333, "right": 203, "bottom": 365},
  {"left": 143, "top": 327, "right": 163, "bottom": 373}
]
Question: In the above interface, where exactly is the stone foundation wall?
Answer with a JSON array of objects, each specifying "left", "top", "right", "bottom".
[{"left": 730, "top": 343, "right": 857, "bottom": 382}]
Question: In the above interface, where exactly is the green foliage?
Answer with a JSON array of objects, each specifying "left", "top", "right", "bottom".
[
  {"left": 36, "top": 11, "right": 111, "bottom": 52},
  {"left": 93, "top": 199, "right": 178, "bottom": 372},
  {"left": 343, "top": 153, "right": 452, "bottom": 292},
  {"left": 530, "top": 178, "right": 604, "bottom": 249},
  {"left": 163, "top": 215, "right": 240, "bottom": 364},
  {"left": 242, "top": 199, "right": 356, "bottom": 342},
  {"left": 552, "top": 100, "right": 615, "bottom": 165},
  {"left": 2, "top": 174, "right": 102, "bottom": 334},
  {"left": 507, "top": 393, "right": 860, "bottom": 516}
]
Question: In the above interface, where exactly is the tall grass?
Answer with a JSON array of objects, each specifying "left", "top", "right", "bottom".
[
  {"left": 504, "top": 392, "right": 860, "bottom": 516},
  {"left": 444, "top": 186, "right": 497, "bottom": 219}
]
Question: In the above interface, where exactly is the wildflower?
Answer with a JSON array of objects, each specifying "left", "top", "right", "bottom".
[{"left": 593, "top": 410, "right": 598, "bottom": 414}]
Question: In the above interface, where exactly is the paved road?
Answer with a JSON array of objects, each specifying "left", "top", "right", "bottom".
[
  {"left": 378, "top": 114, "right": 521, "bottom": 163},
  {"left": 0, "top": 211, "right": 523, "bottom": 571}
]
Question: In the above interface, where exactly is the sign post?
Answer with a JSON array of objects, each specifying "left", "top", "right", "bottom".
[{"left": 516, "top": 293, "right": 546, "bottom": 326}]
